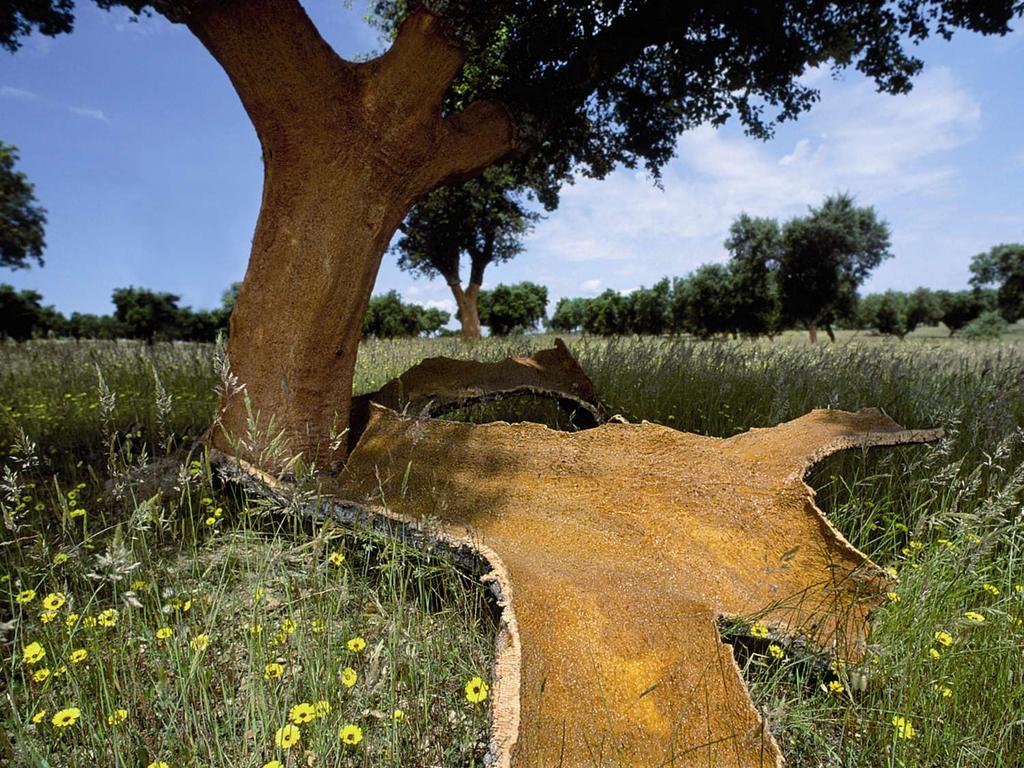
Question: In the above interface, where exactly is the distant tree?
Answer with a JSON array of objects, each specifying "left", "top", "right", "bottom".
[
  {"left": 858, "top": 288, "right": 940, "bottom": 339},
  {"left": 393, "top": 167, "right": 540, "bottom": 340},
  {"left": 969, "top": 243, "right": 1024, "bottom": 323},
  {"left": 961, "top": 310, "right": 1008, "bottom": 341},
  {"left": 176, "top": 308, "right": 224, "bottom": 343},
  {"left": 111, "top": 287, "right": 183, "bottom": 343},
  {"left": 724, "top": 214, "right": 784, "bottom": 337},
  {"left": 777, "top": 194, "right": 892, "bottom": 343},
  {"left": 67, "top": 311, "right": 122, "bottom": 340},
  {"left": 549, "top": 297, "right": 590, "bottom": 333},
  {"left": 680, "top": 264, "right": 736, "bottom": 339},
  {"left": 221, "top": 282, "right": 242, "bottom": 315},
  {"left": 478, "top": 281, "right": 548, "bottom": 336},
  {"left": 363, "top": 291, "right": 450, "bottom": 338},
  {"left": 629, "top": 279, "right": 672, "bottom": 335},
  {"left": 583, "top": 290, "right": 631, "bottom": 336},
  {"left": 0, "top": 142, "right": 46, "bottom": 270},
  {"left": 934, "top": 289, "right": 995, "bottom": 336},
  {"left": 0, "top": 284, "right": 45, "bottom": 340}
]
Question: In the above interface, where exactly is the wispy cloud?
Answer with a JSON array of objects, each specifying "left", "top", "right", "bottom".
[{"left": 2, "top": 84, "right": 110, "bottom": 122}]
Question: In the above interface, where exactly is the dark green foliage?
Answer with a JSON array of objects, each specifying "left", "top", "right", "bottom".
[
  {"left": 961, "top": 309, "right": 1009, "bottom": 340},
  {"left": 676, "top": 264, "right": 737, "bottom": 339},
  {"left": 0, "top": 142, "right": 46, "bottom": 269},
  {"left": 0, "top": 284, "right": 48, "bottom": 339},
  {"left": 112, "top": 286, "right": 186, "bottom": 343},
  {"left": 628, "top": 279, "right": 672, "bottom": 335},
  {"left": 582, "top": 289, "right": 632, "bottom": 336},
  {"left": 858, "top": 288, "right": 941, "bottom": 338},
  {"left": 934, "top": 289, "right": 995, "bottom": 336},
  {"left": 362, "top": 290, "right": 451, "bottom": 338},
  {"left": 548, "top": 296, "right": 589, "bottom": 333},
  {"left": 477, "top": 281, "right": 547, "bottom": 335},
  {"left": 724, "top": 214, "right": 784, "bottom": 337},
  {"left": 777, "top": 194, "right": 892, "bottom": 334},
  {"left": 969, "top": 243, "right": 1024, "bottom": 323}
]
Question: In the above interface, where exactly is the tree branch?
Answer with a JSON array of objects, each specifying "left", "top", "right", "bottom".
[
  {"left": 186, "top": 0, "right": 356, "bottom": 144},
  {"left": 429, "top": 99, "right": 517, "bottom": 190}
]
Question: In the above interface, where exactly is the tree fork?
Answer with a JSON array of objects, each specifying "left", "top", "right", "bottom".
[{"left": 190, "top": 0, "right": 516, "bottom": 469}]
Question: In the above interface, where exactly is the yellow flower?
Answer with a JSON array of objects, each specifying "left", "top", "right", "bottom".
[
  {"left": 82, "top": 616, "right": 97, "bottom": 628},
  {"left": 146, "top": 762, "right": 169, "bottom": 768},
  {"left": 69, "top": 508, "right": 86, "bottom": 519},
  {"left": 934, "top": 630, "right": 953, "bottom": 647},
  {"left": 262, "top": 762, "right": 284, "bottom": 768},
  {"left": 181, "top": 599, "right": 191, "bottom": 612},
  {"left": 886, "top": 592, "right": 901, "bottom": 603},
  {"left": 53, "top": 553, "right": 69, "bottom": 565},
  {"left": 982, "top": 583, "right": 999, "bottom": 596},
  {"left": 54, "top": 665, "right": 67, "bottom": 677},
  {"left": 42, "top": 592, "right": 66, "bottom": 611},
  {"left": 51, "top": 707, "right": 81, "bottom": 727},
  {"left": 275, "top": 723, "right": 301, "bottom": 749},
  {"left": 16, "top": 589, "right": 36, "bottom": 604},
  {"left": 891, "top": 715, "right": 916, "bottom": 740},
  {"left": 190, "top": 634, "right": 210, "bottom": 652},
  {"left": 346, "top": 637, "right": 366, "bottom": 653},
  {"left": 315, "top": 700, "right": 331, "bottom": 718},
  {"left": 107, "top": 708, "right": 128, "bottom": 725},
  {"left": 205, "top": 516, "right": 217, "bottom": 526},
  {"left": 339, "top": 723, "right": 363, "bottom": 746},
  {"left": 465, "top": 676, "right": 489, "bottom": 703},
  {"left": 65, "top": 613, "right": 79, "bottom": 628},
  {"left": 33, "top": 668, "right": 50, "bottom": 683},
  {"left": 768, "top": 644, "right": 784, "bottom": 660},
  {"left": 249, "top": 623, "right": 263, "bottom": 635},
  {"left": 131, "top": 579, "right": 147, "bottom": 590},
  {"left": 311, "top": 619, "right": 324, "bottom": 634},
  {"left": 253, "top": 588, "right": 265, "bottom": 601},
  {"left": 23, "top": 642, "right": 46, "bottom": 665},
  {"left": 156, "top": 627, "right": 173, "bottom": 640},
  {"left": 929, "top": 647, "right": 941, "bottom": 660},
  {"left": 264, "top": 662, "right": 284, "bottom": 680},
  {"left": 70, "top": 648, "right": 88, "bottom": 664},
  {"left": 936, "top": 685, "right": 953, "bottom": 698},
  {"left": 40, "top": 610, "right": 57, "bottom": 624},
  {"left": 329, "top": 552, "right": 345, "bottom": 566},
  {"left": 749, "top": 622, "right": 769, "bottom": 638},
  {"left": 31, "top": 710, "right": 46, "bottom": 725},
  {"left": 827, "top": 680, "right": 844, "bottom": 695},
  {"left": 964, "top": 611, "right": 986, "bottom": 624},
  {"left": 281, "top": 618, "right": 296, "bottom": 634},
  {"left": 289, "top": 702, "right": 317, "bottom": 725},
  {"left": 392, "top": 709, "right": 405, "bottom": 722},
  {"left": 98, "top": 608, "right": 118, "bottom": 627},
  {"left": 341, "top": 667, "right": 357, "bottom": 688}
]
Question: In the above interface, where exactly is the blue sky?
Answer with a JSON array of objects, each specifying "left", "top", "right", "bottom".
[{"left": 1, "top": 2, "right": 1022, "bottom": 321}]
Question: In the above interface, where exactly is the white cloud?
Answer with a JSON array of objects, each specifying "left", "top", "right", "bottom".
[
  {"left": 0, "top": 85, "right": 41, "bottom": 101},
  {"left": 579, "top": 278, "right": 602, "bottom": 293},
  {"left": 68, "top": 106, "right": 110, "bottom": 123},
  {"left": 424, "top": 298, "right": 455, "bottom": 313},
  {"left": 524, "top": 66, "right": 985, "bottom": 299},
  {"left": 2, "top": 85, "right": 110, "bottom": 122}
]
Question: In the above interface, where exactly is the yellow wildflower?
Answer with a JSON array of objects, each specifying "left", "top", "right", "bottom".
[
  {"left": 253, "top": 588, "right": 265, "bottom": 601},
  {"left": 341, "top": 667, "right": 357, "bottom": 688},
  {"left": 929, "top": 648, "right": 941, "bottom": 660},
  {"left": 98, "top": 608, "right": 118, "bottom": 627},
  {"left": 249, "top": 623, "right": 263, "bottom": 635},
  {"left": 262, "top": 762, "right": 284, "bottom": 768},
  {"left": 892, "top": 715, "right": 916, "bottom": 740},
  {"left": 31, "top": 710, "right": 46, "bottom": 725},
  {"left": 264, "top": 662, "right": 284, "bottom": 680},
  {"left": 82, "top": 616, "right": 97, "bottom": 628},
  {"left": 963, "top": 611, "right": 986, "bottom": 624},
  {"left": 42, "top": 592, "right": 66, "bottom": 611},
  {"left": 146, "top": 762, "right": 169, "bottom": 768},
  {"left": 275, "top": 724, "right": 301, "bottom": 749},
  {"left": 23, "top": 642, "right": 45, "bottom": 665},
  {"left": 156, "top": 627, "right": 173, "bottom": 640},
  {"left": 33, "top": 668, "right": 50, "bottom": 683},
  {"left": 886, "top": 592, "right": 901, "bottom": 603},
  {"left": 39, "top": 610, "right": 57, "bottom": 624},
  {"left": 289, "top": 702, "right": 316, "bottom": 725},
  {"left": 768, "top": 644, "right": 784, "bottom": 660},
  {"left": 311, "top": 619, "right": 324, "bottom": 634},
  {"left": 53, "top": 664, "right": 67, "bottom": 677},
  {"left": 827, "top": 680, "right": 844, "bottom": 695},
  {"left": 936, "top": 685, "right": 952, "bottom": 698},
  {"left": 749, "top": 622, "right": 769, "bottom": 639},
  {"left": 393, "top": 709, "right": 405, "bottom": 722},
  {"left": 190, "top": 634, "right": 210, "bottom": 652},
  {"left": 16, "top": 589, "right": 36, "bottom": 604},
  {"left": 281, "top": 618, "right": 296, "bottom": 634},
  {"left": 69, "top": 508, "right": 85, "bottom": 519},
  {"left": 70, "top": 648, "right": 88, "bottom": 664},
  {"left": 329, "top": 552, "right": 345, "bottom": 566},
  {"left": 346, "top": 637, "right": 366, "bottom": 652},
  {"left": 65, "top": 613, "right": 79, "bottom": 628},
  {"left": 53, "top": 553, "right": 69, "bottom": 565},
  {"left": 982, "top": 583, "right": 999, "bottom": 596},
  {"left": 51, "top": 707, "right": 81, "bottom": 727},
  {"left": 107, "top": 709, "right": 128, "bottom": 725},
  {"left": 934, "top": 630, "right": 953, "bottom": 647},
  {"left": 465, "top": 676, "right": 489, "bottom": 703},
  {"left": 339, "top": 723, "right": 363, "bottom": 746},
  {"left": 315, "top": 700, "right": 331, "bottom": 718}
]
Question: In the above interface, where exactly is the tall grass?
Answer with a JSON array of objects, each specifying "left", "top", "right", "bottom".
[{"left": 1, "top": 334, "right": 1022, "bottom": 767}]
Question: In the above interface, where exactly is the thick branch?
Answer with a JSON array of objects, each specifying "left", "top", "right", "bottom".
[
  {"left": 429, "top": 100, "right": 517, "bottom": 188},
  {"left": 187, "top": 0, "right": 355, "bottom": 144}
]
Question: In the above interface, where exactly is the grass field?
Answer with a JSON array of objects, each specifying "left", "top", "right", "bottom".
[{"left": 1, "top": 332, "right": 1022, "bottom": 767}]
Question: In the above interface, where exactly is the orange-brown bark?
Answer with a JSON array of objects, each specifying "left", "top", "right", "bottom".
[{"left": 186, "top": 1, "right": 516, "bottom": 467}]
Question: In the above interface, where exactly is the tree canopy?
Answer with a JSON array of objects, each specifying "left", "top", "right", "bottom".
[
  {"left": 969, "top": 243, "right": 1024, "bottom": 323},
  {"left": 477, "top": 281, "right": 548, "bottom": 335},
  {"left": 0, "top": 141, "right": 46, "bottom": 270}
]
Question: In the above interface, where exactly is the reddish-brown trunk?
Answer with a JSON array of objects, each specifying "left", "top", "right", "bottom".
[
  {"left": 451, "top": 282, "right": 483, "bottom": 340},
  {"left": 188, "top": 2, "right": 515, "bottom": 469},
  {"left": 808, "top": 323, "right": 818, "bottom": 344}
]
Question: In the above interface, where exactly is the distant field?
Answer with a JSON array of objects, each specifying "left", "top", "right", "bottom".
[{"left": 1, "top": 335, "right": 1022, "bottom": 766}]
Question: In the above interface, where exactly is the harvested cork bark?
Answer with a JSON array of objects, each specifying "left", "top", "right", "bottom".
[
  {"left": 336, "top": 405, "right": 942, "bottom": 767},
  {"left": 347, "top": 339, "right": 604, "bottom": 450}
]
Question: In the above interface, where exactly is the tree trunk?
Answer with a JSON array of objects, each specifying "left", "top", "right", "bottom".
[
  {"left": 450, "top": 282, "right": 483, "bottom": 340},
  {"left": 825, "top": 324, "right": 836, "bottom": 343},
  {"left": 188, "top": 2, "right": 515, "bottom": 469},
  {"left": 808, "top": 323, "right": 818, "bottom": 344}
]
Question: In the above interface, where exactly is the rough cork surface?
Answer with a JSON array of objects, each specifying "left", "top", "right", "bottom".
[
  {"left": 337, "top": 406, "right": 942, "bottom": 768},
  {"left": 348, "top": 339, "right": 604, "bottom": 449}
]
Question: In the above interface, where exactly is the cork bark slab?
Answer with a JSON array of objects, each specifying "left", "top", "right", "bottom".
[
  {"left": 337, "top": 406, "right": 942, "bottom": 767},
  {"left": 348, "top": 339, "right": 604, "bottom": 449}
]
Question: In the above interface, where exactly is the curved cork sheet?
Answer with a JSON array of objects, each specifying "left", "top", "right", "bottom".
[
  {"left": 348, "top": 339, "right": 604, "bottom": 450},
  {"left": 336, "top": 406, "right": 942, "bottom": 768}
]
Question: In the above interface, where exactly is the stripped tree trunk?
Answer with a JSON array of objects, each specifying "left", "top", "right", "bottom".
[
  {"left": 808, "top": 323, "right": 819, "bottom": 344},
  {"left": 449, "top": 281, "right": 483, "bottom": 340},
  {"left": 187, "top": 0, "right": 515, "bottom": 468}
]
